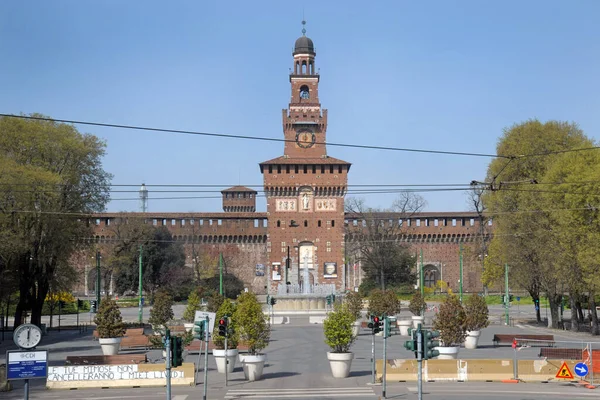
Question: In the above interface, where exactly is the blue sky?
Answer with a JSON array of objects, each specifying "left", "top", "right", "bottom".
[{"left": 1, "top": 0, "right": 598, "bottom": 213}]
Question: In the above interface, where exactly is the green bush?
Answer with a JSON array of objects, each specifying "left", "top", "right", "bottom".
[
  {"left": 358, "top": 280, "right": 378, "bottom": 298},
  {"left": 344, "top": 291, "right": 364, "bottom": 320},
  {"left": 408, "top": 292, "right": 427, "bottom": 316},
  {"left": 183, "top": 290, "right": 201, "bottom": 323},
  {"left": 432, "top": 295, "right": 467, "bottom": 346},
  {"left": 148, "top": 291, "right": 174, "bottom": 329},
  {"left": 367, "top": 289, "right": 400, "bottom": 317},
  {"left": 200, "top": 275, "right": 244, "bottom": 300},
  {"left": 463, "top": 294, "right": 490, "bottom": 331},
  {"left": 323, "top": 303, "right": 356, "bottom": 353},
  {"left": 206, "top": 293, "right": 225, "bottom": 313},
  {"left": 94, "top": 298, "right": 125, "bottom": 338},
  {"left": 234, "top": 292, "right": 270, "bottom": 355},
  {"left": 212, "top": 299, "right": 238, "bottom": 349}
]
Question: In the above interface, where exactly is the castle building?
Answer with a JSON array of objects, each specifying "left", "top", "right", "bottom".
[{"left": 83, "top": 27, "right": 489, "bottom": 296}]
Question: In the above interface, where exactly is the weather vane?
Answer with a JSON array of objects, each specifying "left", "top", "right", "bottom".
[{"left": 302, "top": 18, "right": 306, "bottom": 36}]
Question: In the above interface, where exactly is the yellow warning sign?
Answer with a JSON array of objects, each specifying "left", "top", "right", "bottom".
[{"left": 555, "top": 361, "right": 574, "bottom": 379}]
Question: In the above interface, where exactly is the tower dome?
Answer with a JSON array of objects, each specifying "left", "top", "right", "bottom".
[{"left": 293, "top": 20, "right": 315, "bottom": 55}]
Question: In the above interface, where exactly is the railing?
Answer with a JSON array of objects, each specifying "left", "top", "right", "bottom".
[{"left": 276, "top": 283, "right": 336, "bottom": 296}]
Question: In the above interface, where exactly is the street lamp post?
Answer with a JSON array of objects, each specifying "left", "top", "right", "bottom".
[
  {"left": 286, "top": 246, "right": 290, "bottom": 291},
  {"left": 95, "top": 251, "right": 101, "bottom": 308}
]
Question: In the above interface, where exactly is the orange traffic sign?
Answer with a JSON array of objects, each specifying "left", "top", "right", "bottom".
[{"left": 555, "top": 362, "right": 574, "bottom": 379}]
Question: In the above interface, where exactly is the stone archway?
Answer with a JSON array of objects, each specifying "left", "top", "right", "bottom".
[{"left": 423, "top": 264, "right": 440, "bottom": 288}]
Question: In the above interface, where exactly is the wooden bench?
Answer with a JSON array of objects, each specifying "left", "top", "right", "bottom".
[
  {"left": 539, "top": 348, "right": 583, "bottom": 360},
  {"left": 66, "top": 354, "right": 147, "bottom": 365},
  {"left": 120, "top": 335, "right": 150, "bottom": 350},
  {"left": 93, "top": 328, "right": 145, "bottom": 340},
  {"left": 493, "top": 334, "right": 554, "bottom": 347},
  {"left": 167, "top": 325, "right": 186, "bottom": 334},
  {"left": 185, "top": 340, "right": 249, "bottom": 353}
]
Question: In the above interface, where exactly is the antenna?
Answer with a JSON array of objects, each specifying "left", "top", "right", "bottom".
[{"left": 139, "top": 183, "right": 148, "bottom": 212}]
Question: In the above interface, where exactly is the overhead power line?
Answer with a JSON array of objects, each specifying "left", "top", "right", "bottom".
[{"left": 0, "top": 113, "right": 503, "bottom": 159}]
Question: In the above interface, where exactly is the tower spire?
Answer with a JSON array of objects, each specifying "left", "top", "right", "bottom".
[{"left": 301, "top": 19, "right": 306, "bottom": 36}]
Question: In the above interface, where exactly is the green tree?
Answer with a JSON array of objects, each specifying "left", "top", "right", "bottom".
[
  {"left": 148, "top": 290, "right": 174, "bottom": 329},
  {"left": 183, "top": 289, "right": 201, "bottom": 323},
  {"left": 482, "top": 120, "right": 592, "bottom": 328},
  {"left": 0, "top": 114, "right": 111, "bottom": 328}
]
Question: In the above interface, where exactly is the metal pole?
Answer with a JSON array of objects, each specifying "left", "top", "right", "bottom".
[
  {"left": 459, "top": 244, "right": 463, "bottom": 303},
  {"left": 165, "top": 328, "right": 172, "bottom": 400},
  {"left": 505, "top": 263, "right": 510, "bottom": 325},
  {"left": 138, "top": 245, "right": 143, "bottom": 324},
  {"left": 58, "top": 301, "right": 61, "bottom": 332},
  {"left": 513, "top": 346, "right": 518, "bottom": 380},
  {"left": 203, "top": 316, "right": 209, "bottom": 400},
  {"left": 371, "top": 332, "right": 375, "bottom": 384},
  {"left": 286, "top": 246, "right": 290, "bottom": 287},
  {"left": 224, "top": 322, "right": 229, "bottom": 387},
  {"left": 590, "top": 342, "right": 594, "bottom": 386},
  {"left": 420, "top": 249, "right": 424, "bottom": 298},
  {"left": 96, "top": 251, "right": 101, "bottom": 309},
  {"left": 24, "top": 379, "right": 29, "bottom": 400},
  {"left": 383, "top": 317, "right": 387, "bottom": 398},
  {"left": 417, "top": 323, "right": 423, "bottom": 400},
  {"left": 219, "top": 253, "right": 224, "bottom": 296},
  {"left": 76, "top": 299, "right": 80, "bottom": 332}
]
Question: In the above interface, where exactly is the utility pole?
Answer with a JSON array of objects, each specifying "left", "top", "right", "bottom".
[
  {"left": 459, "top": 244, "right": 463, "bottom": 303},
  {"left": 138, "top": 245, "right": 143, "bottom": 324},
  {"left": 417, "top": 324, "right": 423, "bottom": 400},
  {"left": 286, "top": 246, "right": 290, "bottom": 288},
  {"left": 165, "top": 328, "right": 172, "bottom": 400},
  {"left": 505, "top": 263, "right": 510, "bottom": 325},
  {"left": 419, "top": 249, "right": 424, "bottom": 298},
  {"left": 219, "top": 253, "right": 223, "bottom": 296},
  {"left": 95, "top": 251, "right": 101, "bottom": 308}
]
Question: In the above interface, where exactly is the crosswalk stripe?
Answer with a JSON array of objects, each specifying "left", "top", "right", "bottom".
[{"left": 224, "top": 387, "right": 376, "bottom": 399}]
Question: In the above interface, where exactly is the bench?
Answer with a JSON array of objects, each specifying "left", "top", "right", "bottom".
[
  {"left": 66, "top": 354, "right": 147, "bottom": 365},
  {"left": 493, "top": 334, "right": 554, "bottom": 347},
  {"left": 185, "top": 340, "right": 249, "bottom": 353},
  {"left": 539, "top": 348, "right": 583, "bottom": 360},
  {"left": 93, "top": 328, "right": 145, "bottom": 340},
  {"left": 120, "top": 335, "right": 150, "bottom": 350},
  {"left": 167, "top": 326, "right": 186, "bottom": 334}
]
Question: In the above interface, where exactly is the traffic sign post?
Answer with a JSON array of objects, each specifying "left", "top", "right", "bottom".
[{"left": 6, "top": 350, "right": 48, "bottom": 400}]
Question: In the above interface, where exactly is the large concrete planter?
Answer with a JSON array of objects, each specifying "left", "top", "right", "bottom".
[
  {"left": 436, "top": 346, "right": 459, "bottom": 359},
  {"left": 239, "top": 354, "right": 267, "bottom": 381},
  {"left": 352, "top": 320, "right": 361, "bottom": 337},
  {"left": 398, "top": 319, "right": 412, "bottom": 336},
  {"left": 411, "top": 315, "right": 424, "bottom": 329},
  {"left": 464, "top": 330, "right": 481, "bottom": 349},
  {"left": 99, "top": 338, "right": 122, "bottom": 355},
  {"left": 327, "top": 352, "right": 354, "bottom": 378},
  {"left": 213, "top": 349, "right": 238, "bottom": 373}
]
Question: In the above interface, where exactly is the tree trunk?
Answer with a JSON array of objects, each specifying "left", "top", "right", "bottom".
[
  {"left": 590, "top": 296, "right": 599, "bottom": 335},
  {"left": 380, "top": 268, "right": 385, "bottom": 291},
  {"left": 570, "top": 294, "right": 580, "bottom": 332},
  {"left": 49, "top": 303, "right": 54, "bottom": 328},
  {"left": 529, "top": 292, "right": 541, "bottom": 323},
  {"left": 548, "top": 294, "right": 560, "bottom": 329},
  {"left": 577, "top": 301, "right": 585, "bottom": 324}
]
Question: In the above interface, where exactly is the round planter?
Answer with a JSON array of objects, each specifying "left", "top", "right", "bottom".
[
  {"left": 239, "top": 354, "right": 267, "bottom": 381},
  {"left": 184, "top": 323, "right": 194, "bottom": 333},
  {"left": 352, "top": 320, "right": 361, "bottom": 337},
  {"left": 398, "top": 319, "right": 412, "bottom": 336},
  {"left": 411, "top": 315, "right": 424, "bottom": 329},
  {"left": 327, "top": 352, "right": 354, "bottom": 378},
  {"left": 213, "top": 349, "right": 238, "bottom": 373},
  {"left": 99, "top": 337, "right": 122, "bottom": 355},
  {"left": 436, "top": 346, "right": 459, "bottom": 359},
  {"left": 464, "top": 330, "right": 481, "bottom": 349}
]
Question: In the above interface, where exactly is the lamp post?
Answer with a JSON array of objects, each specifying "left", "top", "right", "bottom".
[
  {"left": 95, "top": 251, "right": 101, "bottom": 308},
  {"left": 286, "top": 246, "right": 290, "bottom": 289},
  {"left": 138, "top": 245, "right": 143, "bottom": 324}
]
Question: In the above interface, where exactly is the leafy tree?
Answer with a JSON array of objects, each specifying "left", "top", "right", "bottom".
[
  {"left": 482, "top": 120, "right": 592, "bottom": 328},
  {"left": 432, "top": 295, "right": 467, "bottom": 346},
  {"left": 0, "top": 114, "right": 111, "bottom": 328},
  {"left": 212, "top": 299, "right": 238, "bottom": 349},
  {"left": 367, "top": 289, "right": 400, "bottom": 317},
  {"left": 94, "top": 298, "right": 125, "bottom": 338},
  {"left": 148, "top": 290, "right": 174, "bottom": 329},
  {"left": 183, "top": 289, "right": 201, "bottom": 323},
  {"left": 200, "top": 274, "right": 244, "bottom": 300},
  {"left": 345, "top": 193, "right": 424, "bottom": 290},
  {"left": 234, "top": 292, "right": 270, "bottom": 355},
  {"left": 323, "top": 303, "right": 356, "bottom": 353}
]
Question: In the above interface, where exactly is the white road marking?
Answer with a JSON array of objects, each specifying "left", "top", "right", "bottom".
[{"left": 224, "top": 387, "right": 375, "bottom": 399}]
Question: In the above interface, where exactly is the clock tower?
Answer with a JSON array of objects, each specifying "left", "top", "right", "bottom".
[{"left": 260, "top": 22, "right": 351, "bottom": 294}]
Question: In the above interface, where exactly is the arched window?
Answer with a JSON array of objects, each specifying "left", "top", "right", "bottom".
[
  {"left": 300, "top": 85, "right": 309, "bottom": 99},
  {"left": 277, "top": 220, "right": 281, "bottom": 228},
  {"left": 301, "top": 61, "right": 307, "bottom": 74}
]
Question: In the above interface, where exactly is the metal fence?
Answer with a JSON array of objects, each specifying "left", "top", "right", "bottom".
[{"left": 511, "top": 338, "right": 600, "bottom": 385}]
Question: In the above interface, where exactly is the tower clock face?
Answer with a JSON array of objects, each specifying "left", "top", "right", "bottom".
[{"left": 296, "top": 130, "right": 316, "bottom": 148}]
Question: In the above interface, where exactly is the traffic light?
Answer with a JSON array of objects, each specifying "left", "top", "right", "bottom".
[
  {"left": 384, "top": 317, "right": 392, "bottom": 338},
  {"left": 270, "top": 296, "right": 277, "bottom": 306},
  {"left": 404, "top": 327, "right": 418, "bottom": 355},
  {"left": 171, "top": 336, "right": 183, "bottom": 367},
  {"left": 422, "top": 329, "right": 440, "bottom": 360},
  {"left": 193, "top": 320, "right": 206, "bottom": 340},
  {"left": 367, "top": 315, "right": 383, "bottom": 334},
  {"left": 326, "top": 295, "right": 334, "bottom": 305},
  {"left": 90, "top": 300, "right": 97, "bottom": 313},
  {"left": 218, "top": 318, "right": 228, "bottom": 337}
]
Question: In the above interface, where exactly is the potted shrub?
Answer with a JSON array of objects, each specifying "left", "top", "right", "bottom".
[
  {"left": 432, "top": 295, "right": 467, "bottom": 359},
  {"left": 212, "top": 298, "right": 239, "bottom": 373},
  {"left": 344, "top": 291, "right": 364, "bottom": 337},
  {"left": 408, "top": 291, "right": 427, "bottom": 329},
  {"left": 463, "top": 294, "right": 490, "bottom": 349},
  {"left": 368, "top": 289, "right": 400, "bottom": 336},
  {"left": 235, "top": 292, "right": 271, "bottom": 381},
  {"left": 323, "top": 303, "right": 356, "bottom": 378},
  {"left": 148, "top": 291, "right": 174, "bottom": 335},
  {"left": 183, "top": 289, "right": 201, "bottom": 332},
  {"left": 94, "top": 298, "right": 126, "bottom": 355}
]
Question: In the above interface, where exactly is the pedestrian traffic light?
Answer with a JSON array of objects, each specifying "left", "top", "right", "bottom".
[
  {"left": 218, "top": 318, "right": 228, "bottom": 337},
  {"left": 384, "top": 317, "right": 392, "bottom": 338},
  {"left": 367, "top": 315, "right": 383, "bottom": 334},
  {"left": 423, "top": 329, "right": 440, "bottom": 360},
  {"left": 270, "top": 296, "right": 277, "bottom": 306},
  {"left": 404, "top": 328, "right": 418, "bottom": 356},
  {"left": 193, "top": 320, "right": 206, "bottom": 340},
  {"left": 171, "top": 336, "right": 183, "bottom": 367},
  {"left": 90, "top": 300, "right": 97, "bottom": 313},
  {"left": 326, "top": 294, "right": 335, "bottom": 305}
]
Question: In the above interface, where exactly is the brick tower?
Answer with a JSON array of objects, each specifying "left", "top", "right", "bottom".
[{"left": 260, "top": 22, "right": 351, "bottom": 294}]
